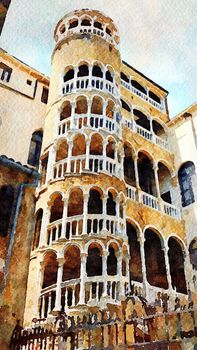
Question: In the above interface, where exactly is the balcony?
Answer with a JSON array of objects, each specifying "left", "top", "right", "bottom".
[
  {"left": 52, "top": 155, "right": 122, "bottom": 180},
  {"left": 47, "top": 214, "right": 125, "bottom": 245},
  {"left": 62, "top": 77, "right": 119, "bottom": 98},
  {"left": 123, "top": 119, "right": 169, "bottom": 152},
  {"left": 58, "top": 113, "right": 121, "bottom": 137},
  {"left": 121, "top": 79, "right": 165, "bottom": 112},
  {"left": 126, "top": 184, "right": 181, "bottom": 220}
]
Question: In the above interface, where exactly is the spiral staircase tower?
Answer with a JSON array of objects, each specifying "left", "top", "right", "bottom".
[{"left": 24, "top": 9, "right": 130, "bottom": 324}]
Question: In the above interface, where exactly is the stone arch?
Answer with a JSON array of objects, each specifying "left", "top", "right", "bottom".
[
  {"left": 49, "top": 192, "right": 64, "bottom": 223},
  {"left": 72, "top": 133, "right": 86, "bottom": 156},
  {"left": 107, "top": 242, "right": 119, "bottom": 276},
  {"left": 106, "top": 135, "right": 116, "bottom": 159},
  {"left": 91, "top": 95, "right": 103, "bottom": 115},
  {"left": 63, "top": 245, "right": 81, "bottom": 281},
  {"left": 106, "top": 99, "right": 115, "bottom": 119},
  {"left": 126, "top": 220, "right": 142, "bottom": 283},
  {"left": 60, "top": 100, "right": 71, "bottom": 121},
  {"left": 124, "top": 142, "right": 136, "bottom": 187},
  {"left": 88, "top": 187, "right": 103, "bottom": 214},
  {"left": 106, "top": 65, "right": 115, "bottom": 83},
  {"left": 32, "top": 208, "right": 43, "bottom": 250},
  {"left": 55, "top": 139, "right": 68, "bottom": 162},
  {"left": 158, "top": 161, "right": 173, "bottom": 203},
  {"left": 137, "top": 151, "right": 156, "bottom": 196},
  {"left": 42, "top": 251, "right": 58, "bottom": 289},
  {"left": 168, "top": 236, "right": 187, "bottom": 293},
  {"left": 178, "top": 161, "right": 196, "bottom": 207},
  {"left": 90, "top": 133, "right": 103, "bottom": 155},
  {"left": 144, "top": 227, "right": 168, "bottom": 289},
  {"left": 75, "top": 95, "right": 88, "bottom": 114},
  {"left": 63, "top": 65, "right": 74, "bottom": 82},
  {"left": 86, "top": 242, "right": 103, "bottom": 276},
  {"left": 67, "top": 187, "right": 84, "bottom": 217},
  {"left": 189, "top": 237, "right": 197, "bottom": 270}
]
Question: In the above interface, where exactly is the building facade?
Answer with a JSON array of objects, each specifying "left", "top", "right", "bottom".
[{"left": 0, "top": 8, "right": 196, "bottom": 350}]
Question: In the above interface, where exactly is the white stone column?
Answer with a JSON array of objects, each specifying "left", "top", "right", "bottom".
[
  {"left": 35, "top": 262, "right": 45, "bottom": 318},
  {"left": 82, "top": 192, "right": 89, "bottom": 234},
  {"left": 70, "top": 101, "right": 76, "bottom": 129},
  {"left": 66, "top": 140, "right": 73, "bottom": 173},
  {"left": 134, "top": 155, "right": 140, "bottom": 189},
  {"left": 54, "top": 258, "right": 65, "bottom": 312},
  {"left": 102, "top": 252, "right": 108, "bottom": 296},
  {"left": 39, "top": 206, "right": 50, "bottom": 247},
  {"left": 103, "top": 140, "right": 107, "bottom": 172},
  {"left": 116, "top": 195, "right": 120, "bottom": 235},
  {"left": 103, "top": 100, "right": 107, "bottom": 130},
  {"left": 73, "top": 66, "right": 78, "bottom": 90},
  {"left": 79, "top": 253, "right": 87, "bottom": 304},
  {"left": 153, "top": 163, "right": 161, "bottom": 198},
  {"left": 138, "top": 236, "right": 148, "bottom": 298},
  {"left": 88, "top": 64, "right": 93, "bottom": 89},
  {"left": 117, "top": 253, "right": 124, "bottom": 298},
  {"left": 87, "top": 97, "right": 92, "bottom": 126},
  {"left": 60, "top": 197, "right": 69, "bottom": 239},
  {"left": 46, "top": 145, "right": 56, "bottom": 183},
  {"left": 102, "top": 194, "right": 107, "bottom": 231},
  {"left": 85, "top": 139, "right": 90, "bottom": 170}
]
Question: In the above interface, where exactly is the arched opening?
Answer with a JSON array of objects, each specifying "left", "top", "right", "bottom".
[
  {"left": 92, "top": 64, "right": 103, "bottom": 78},
  {"left": 28, "top": 130, "right": 43, "bottom": 167},
  {"left": 121, "top": 99, "right": 131, "bottom": 112},
  {"left": 42, "top": 252, "right": 58, "bottom": 288},
  {"left": 106, "top": 138, "right": 115, "bottom": 159},
  {"left": 106, "top": 27, "right": 112, "bottom": 36},
  {"left": 106, "top": 100, "right": 115, "bottom": 119},
  {"left": 77, "top": 64, "right": 89, "bottom": 77},
  {"left": 94, "top": 21, "right": 103, "bottom": 30},
  {"left": 138, "top": 152, "right": 156, "bottom": 195},
  {"left": 81, "top": 18, "right": 91, "bottom": 26},
  {"left": 56, "top": 140, "right": 68, "bottom": 162},
  {"left": 60, "top": 101, "right": 71, "bottom": 121},
  {"left": 107, "top": 191, "right": 116, "bottom": 216},
  {"left": 32, "top": 209, "right": 43, "bottom": 250},
  {"left": 158, "top": 162, "right": 172, "bottom": 203},
  {"left": 107, "top": 245, "right": 117, "bottom": 275},
  {"left": 124, "top": 144, "right": 136, "bottom": 186},
  {"left": 152, "top": 120, "right": 166, "bottom": 139},
  {"left": 133, "top": 109, "right": 150, "bottom": 131},
  {"left": 0, "top": 185, "right": 14, "bottom": 237},
  {"left": 63, "top": 246, "right": 81, "bottom": 281},
  {"left": 145, "top": 229, "right": 168, "bottom": 289},
  {"left": 75, "top": 96, "right": 88, "bottom": 114},
  {"left": 168, "top": 237, "right": 187, "bottom": 293},
  {"left": 121, "top": 72, "right": 130, "bottom": 83},
  {"left": 149, "top": 90, "right": 161, "bottom": 104},
  {"left": 68, "top": 19, "right": 78, "bottom": 29},
  {"left": 178, "top": 161, "right": 196, "bottom": 207},
  {"left": 59, "top": 24, "right": 65, "bottom": 34},
  {"left": 67, "top": 188, "right": 84, "bottom": 217},
  {"left": 88, "top": 189, "right": 102, "bottom": 214},
  {"left": 106, "top": 69, "right": 113, "bottom": 83},
  {"left": 86, "top": 243, "right": 102, "bottom": 276},
  {"left": 131, "top": 80, "right": 146, "bottom": 95},
  {"left": 189, "top": 238, "right": 197, "bottom": 270},
  {"left": 64, "top": 68, "right": 74, "bottom": 82},
  {"left": 127, "top": 222, "right": 142, "bottom": 283},
  {"left": 49, "top": 193, "right": 63, "bottom": 223},
  {"left": 91, "top": 96, "right": 103, "bottom": 115},
  {"left": 40, "top": 153, "right": 48, "bottom": 186},
  {"left": 72, "top": 134, "right": 86, "bottom": 156},
  {"left": 90, "top": 133, "right": 103, "bottom": 155}
]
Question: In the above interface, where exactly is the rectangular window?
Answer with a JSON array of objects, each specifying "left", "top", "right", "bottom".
[
  {"left": 0, "top": 62, "right": 12, "bottom": 82},
  {"left": 41, "top": 87, "right": 49, "bottom": 104},
  {"left": 27, "top": 79, "right": 32, "bottom": 85}
]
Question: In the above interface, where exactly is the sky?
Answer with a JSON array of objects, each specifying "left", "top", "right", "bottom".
[{"left": 0, "top": 0, "right": 196, "bottom": 117}]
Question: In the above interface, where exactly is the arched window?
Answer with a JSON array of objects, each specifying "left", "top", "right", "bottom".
[
  {"left": 77, "top": 64, "right": 89, "bottom": 77},
  {"left": 32, "top": 209, "right": 43, "bottom": 250},
  {"left": 86, "top": 245, "right": 102, "bottom": 276},
  {"left": 88, "top": 189, "right": 102, "bottom": 214},
  {"left": 121, "top": 99, "right": 131, "bottom": 112},
  {"left": 131, "top": 80, "right": 146, "bottom": 95},
  {"left": 0, "top": 185, "right": 14, "bottom": 237},
  {"left": 107, "top": 192, "right": 116, "bottom": 215},
  {"left": 107, "top": 246, "right": 117, "bottom": 275},
  {"left": 63, "top": 69, "right": 74, "bottom": 82},
  {"left": 92, "top": 65, "right": 103, "bottom": 78},
  {"left": 189, "top": 238, "right": 197, "bottom": 270},
  {"left": 28, "top": 130, "right": 43, "bottom": 167},
  {"left": 178, "top": 161, "right": 196, "bottom": 207}
]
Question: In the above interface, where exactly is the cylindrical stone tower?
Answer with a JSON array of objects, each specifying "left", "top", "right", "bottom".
[{"left": 24, "top": 9, "right": 129, "bottom": 325}]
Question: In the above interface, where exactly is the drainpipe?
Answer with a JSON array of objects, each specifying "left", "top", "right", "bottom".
[{"left": 0, "top": 156, "right": 41, "bottom": 294}]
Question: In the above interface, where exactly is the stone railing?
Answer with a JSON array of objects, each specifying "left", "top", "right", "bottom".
[
  {"left": 121, "top": 79, "right": 165, "bottom": 112},
  {"left": 59, "top": 24, "right": 118, "bottom": 48},
  {"left": 46, "top": 214, "right": 124, "bottom": 245},
  {"left": 39, "top": 284, "right": 56, "bottom": 318},
  {"left": 126, "top": 185, "right": 181, "bottom": 220},
  {"left": 123, "top": 119, "right": 169, "bottom": 152},
  {"left": 52, "top": 154, "right": 121, "bottom": 180},
  {"left": 58, "top": 113, "right": 121, "bottom": 137},
  {"left": 85, "top": 276, "right": 122, "bottom": 305},
  {"left": 62, "top": 77, "right": 119, "bottom": 98}
]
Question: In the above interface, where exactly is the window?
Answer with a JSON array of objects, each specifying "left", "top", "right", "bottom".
[
  {"left": 41, "top": 87, "right": 49, "bottom": 104},
  {"left": 0, "top": 185, "right": 14, "bottom": 237},
  {"left": 178, "top": 161, "right": 196, "bottom": 207},
  {"left": 27, "top": 79, "right": 32, "bottom": 85},
  {"left": 28, "top": 130, "right": 43, "bottom": 167},
  {"left": 0, "top": 62, "right": 12, "bottom": 82}
]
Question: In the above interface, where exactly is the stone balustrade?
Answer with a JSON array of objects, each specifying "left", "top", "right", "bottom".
[
  {"left": 52, "top": 154, "right": 121, "bottom": 180},
  {"left": 126, "top": 185, "right": 181, "bottom": 220},
  {"left": 62, "top": 77, "right": 119, "bottom": 98},
  {"left": 121, "top": 79, "right": 165, "bottom": 112},
  {"left": 58, "top": 113, "right": 121, "bottom": 137},
  {"left": 123, "top": 119, "right": 169, "bottom": 152}
]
